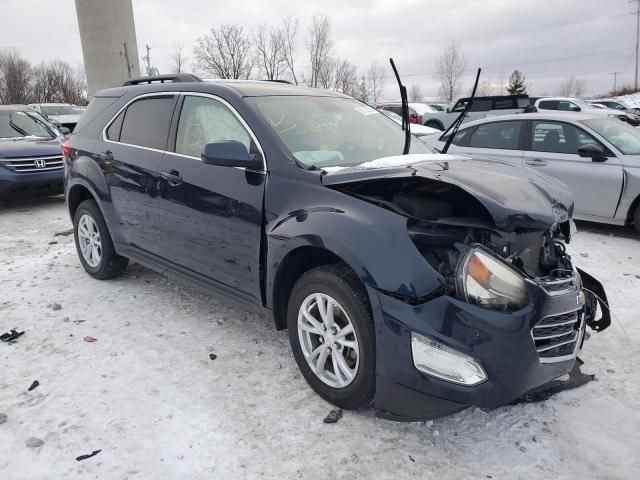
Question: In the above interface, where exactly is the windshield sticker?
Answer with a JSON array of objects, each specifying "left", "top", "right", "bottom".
[{"left": 355, "top": 106, "right": 378, "bottom": 115}]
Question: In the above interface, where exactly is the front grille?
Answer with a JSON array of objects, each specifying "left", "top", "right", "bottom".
[
  {"left": 0, "top": 155, "right": 63, "bottom": 173},
  {"left": 533, "top": 309, "right": 584, "bottom": 362}
]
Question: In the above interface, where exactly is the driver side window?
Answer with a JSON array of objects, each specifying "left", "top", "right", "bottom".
[{"left": 175, "top": 96, "right": 251, "bottom": 158}]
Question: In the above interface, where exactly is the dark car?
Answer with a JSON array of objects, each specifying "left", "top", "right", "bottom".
[
  {"left": 0, "top": 105, "right": 66, "bottom": 198},
  {"left": 63, "top": 74, "right": 609, "bottom": 421}
]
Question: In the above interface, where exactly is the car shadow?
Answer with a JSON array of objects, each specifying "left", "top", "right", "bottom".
[
  {"left": 575, "top": 220, "right": 639, "bottom": 240},
  {"left": 0, "top": 194, "right": 65, "bottom": 211}
]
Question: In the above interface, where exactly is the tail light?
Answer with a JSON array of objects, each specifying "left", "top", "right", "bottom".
[
  {"left": 61, "top": 141, "right": 70, "bottom": 168},
  {"left": 408, "top": 114, "right": 422, "bottom": 124}
]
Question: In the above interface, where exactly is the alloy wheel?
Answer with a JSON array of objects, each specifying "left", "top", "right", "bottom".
[
  {"left": 297, "top": 293, "right": 360, "bottom": 388},
  {"left": 77, "top": 213, "right": 102, "bottom": 268}
]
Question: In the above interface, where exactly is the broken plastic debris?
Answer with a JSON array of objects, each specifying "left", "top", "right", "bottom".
[
  {"left": 76, "top": 449, "right": 102, "bottom": 461},
  {"left": 0, "top": 329, "right": 25, "bottom": 343},
  {"left": 323, "top": 409, "right": 343, "bottom": 424},
  {"left": 209, "top": 353, "right": 217, "bottom": 360},
  {"left": 83, "top": 336, "right": 97, "bottom": 343},
  {"left": 27, "top": 380, "right": 39, "bottom": 392},
  {"left": 513, "top": 359, "right": 594, "bottom": 404}
]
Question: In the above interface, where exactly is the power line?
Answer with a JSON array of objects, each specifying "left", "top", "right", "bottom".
[{"left": 365, "top": 47, "right": 635, "bottom": 80}]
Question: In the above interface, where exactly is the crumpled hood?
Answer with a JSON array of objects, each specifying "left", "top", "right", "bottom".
[
  {"left": 0, "top": 137, "right": 63, "bottom": 158},
  {"left": 321, "top": 154, "right": 574, "bottom": 231}
]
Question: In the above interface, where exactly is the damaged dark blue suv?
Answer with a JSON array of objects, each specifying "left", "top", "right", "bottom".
[{"left": 63, "top": 74, "right": 610, "bottom": 421}]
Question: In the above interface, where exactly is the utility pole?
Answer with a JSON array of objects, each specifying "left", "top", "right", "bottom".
[
  {"left": 142, "top": 44, "right": 152, "bottom": 76},
  {"left": 633, "top": 0, "right": 640, "bottom": 90},
  {"left": 610, "top": 71, "right": 622, "bottom": 93}
]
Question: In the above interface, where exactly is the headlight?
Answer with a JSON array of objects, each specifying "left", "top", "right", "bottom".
[
  {"left": 411, "top": 333, "right": 487, "bottom": 386},
  {"left": 457, "top": 247, "right": 529, "bottom": 311}
]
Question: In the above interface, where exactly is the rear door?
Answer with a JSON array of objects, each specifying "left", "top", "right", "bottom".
[
  {"left": 453, "top": 120, "right": 525, "bottom": 165},
  {"left": 157, "top": 94, "right": 266, "bottom": 302},
  {"left": 102, "top": 94, "right": 177, "bottom": 252},
  {"left": 523, "top": 120, "right": 623, "bottom": 218}
]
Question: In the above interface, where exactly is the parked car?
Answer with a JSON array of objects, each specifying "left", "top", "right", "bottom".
[
  {"left": 29, "top": 103, "right": 86, "bottom": 132},
  {"left": 0, "top": 105, "right": 66, "bottom": 197},
  {"left": 423, "top": 112, "right": 640, "bottom": 231},
  {"left": 534, "top": 97, "right": 640, "bottom": 126},
  {"left": 587, "top": 99, "right": 640, "bottom": 116},
  {"left": 378, "top": 109, "right": 440, "bottom": 137},
  {"left": 376, "top": 102, "right": 436, "bottom": 125},
  {"left": 64, "top": 74, "right": 609, "bottom": 421},
  {"left": 420, "top": 94, "right": 531, "bottom": 131}
]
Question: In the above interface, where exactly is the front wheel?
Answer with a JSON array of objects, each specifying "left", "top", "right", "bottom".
[
  {"left": 73, "top": 199, "right": 128, "bottom": 279},
  {"left": 287, "top": 265, "right": 375, "bottom": 410}
]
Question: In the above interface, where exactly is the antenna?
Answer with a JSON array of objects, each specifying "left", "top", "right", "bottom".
[{"left": 389, "top": 58, "right": 411, "bottom": 155}]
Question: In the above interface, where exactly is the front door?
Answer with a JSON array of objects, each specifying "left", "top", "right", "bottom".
[
  {"left": 157, "top": 94, "right": 266, "bottom": 303},
  {"left": 523, "top": 120, "right": 623, "bottom": 219}
]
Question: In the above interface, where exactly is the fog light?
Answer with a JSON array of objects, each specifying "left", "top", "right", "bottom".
[{"left": 411, "top": 333, "right": 487, "bottom": 386}]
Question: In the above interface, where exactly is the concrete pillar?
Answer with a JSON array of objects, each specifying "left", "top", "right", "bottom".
[{"left": 75, "top": 0, "right": 141, "bottom": 97}]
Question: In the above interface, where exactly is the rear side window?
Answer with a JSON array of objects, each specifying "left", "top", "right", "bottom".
[
  {"left": 469, "top": 99, "right": 492, "bottom": 112},
  {"left": 106, "top": 110, "right": 124, "bottom": 141},
  {"left": 118, "top": 96, "right": 176, "bottom": 150},
  {"left": 469, "top": 121, "right": 522, "bottom": 149},
  {"left": 538, "top": 100, "right": 559, "bottom": 110}
]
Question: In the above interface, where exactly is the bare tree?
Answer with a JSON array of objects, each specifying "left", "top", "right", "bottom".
[
  {"left": 194, "top": 25, "right": 254, "bottom": 79},
  {"left": 0, "top": 49, "right": 32, "bottom": 104},
  {"left": 170, "top": 43, "right": 188, "bottom": 73},
  {"left": 559, "top": 77, "right": 586, "bottom": 97},
  {"left": 307, "top": 14, "right": 333, "bottom": 88},
  {"left": 31, "top": 62, "right": 57, "bottom": 103},
  {"left": 47, "top": 61, "right": 86, "bottom": 104},
  {"left": 281, "top": 16, "right": 299, "bottom": 84},
  {"left": 355, "top": 76, "right": 370, "bottom": 103},
  {"left": 435, "top": 40, "right": 467, "bottom": 102},
  {"left": 367, "top": 61, "right": 386, "bottom": 104},
  {"left": 409, "top": 84, "right": 423, "bottom": 102},
  {"left": 333, "top": 58, "right": 359, "bottom": 96},
  {"left": 254, "top": 25, "right": 287, "bottom": 80}
]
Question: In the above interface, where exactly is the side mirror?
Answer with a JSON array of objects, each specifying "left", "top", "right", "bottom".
[
  {"left": 578, "top": 143, "right": 607, "bottom": 162},
  {"left": 58, "top": 126, "right": 71, "bottom": 136},
  {"left": 201, "top": 140, "right": 262, "bottom": 170}
]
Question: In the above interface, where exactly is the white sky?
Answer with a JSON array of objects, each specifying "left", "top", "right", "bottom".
[{"left": 1, "top": 0, "right": 636, "bottom": 99}]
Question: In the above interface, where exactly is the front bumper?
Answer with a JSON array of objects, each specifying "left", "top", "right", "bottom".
[
  {"left": 369, "top": 272, "right": 595, "bottom": 421},
  {"left": 0, "top": 167, "right": 64, "bottom": 197}
]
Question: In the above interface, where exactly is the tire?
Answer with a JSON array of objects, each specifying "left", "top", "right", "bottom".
[
  {"left": 634, "top": 204, "right": 640, "bottom": 234},
  {"left": 424, "top": 120, "right": 444, "bottom": 131},
  {"left": 287, "top": 264, "right": 375, "bottom": 410},
  {"left": 73, "top": 199, "right": 128, "bottom": 279}
]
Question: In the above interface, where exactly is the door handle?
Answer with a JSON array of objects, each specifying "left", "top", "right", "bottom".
[
  {"left": 97, "top": 150, "right": 113, "bottom": 164},
  {"left": 161, "top": 170, "right": 183, "bottom": 186},
  {"left": 525, "top": 158, "right": 548, "bottom": 166}
]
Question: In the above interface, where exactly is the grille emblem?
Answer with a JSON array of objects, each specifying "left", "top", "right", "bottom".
[{"left": 34, "top": 159, "right": 46, "bottom": 169}]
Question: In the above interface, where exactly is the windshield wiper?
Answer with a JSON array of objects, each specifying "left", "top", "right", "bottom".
[
  {"left": 389, "top": 58, "right": 411, "bottom": 155},
  {"left": 8, "top": 116, "right": 30, "bottom": 137},
  {"left": 441, "top": 68, "right": 481, "bottom": 155}
]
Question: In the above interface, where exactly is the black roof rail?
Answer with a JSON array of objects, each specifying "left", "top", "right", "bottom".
[
  {"left": 262, "top": 79, "right": 293, "bottom": 84},
  {"left": 122, "top": 73, "right": 202, "bottom": 86}
]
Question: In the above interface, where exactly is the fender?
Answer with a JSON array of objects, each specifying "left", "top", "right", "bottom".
[{"left": 264, "top": 191, "right": 446, "bottom": 309}]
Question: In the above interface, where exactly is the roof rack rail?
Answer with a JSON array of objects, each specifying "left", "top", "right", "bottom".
[
  {"left": 263, "top": 79, "right": 293, "bottom": 84},
  {"left": 122, "top": 73, "right": 202, "bottom": 86}
]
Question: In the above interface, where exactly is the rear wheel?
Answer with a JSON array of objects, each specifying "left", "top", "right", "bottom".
[
  {"left": 287, "top": 265, "right": 375, "bottom": 410},
  {"left": 73, "top": 199, "right": 128, "bottom": 279}
]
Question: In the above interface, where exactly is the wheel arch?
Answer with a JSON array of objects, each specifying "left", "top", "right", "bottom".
[
  {"left": 271, "top": 245, "right": 361, "bottom": 331},
  {"left": 67, "top": 183, "right": 97, "bottom": 219}
]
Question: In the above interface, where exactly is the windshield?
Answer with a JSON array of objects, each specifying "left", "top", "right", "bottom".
[
  {"left": 582, "top": 118, "right": 640, "bottom": 155},
  {"left": 0, "top": 111, "right": 56, "bottom": 139},
  {"left": 248, "top": 96, "right": 433, "bottom": 168},
  {"left": 40, "top": 105, "right": 85, "bottom": 116}
]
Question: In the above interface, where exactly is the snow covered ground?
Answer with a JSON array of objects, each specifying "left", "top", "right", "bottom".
[{"left": 1, "top": 196, "right": 639, "bottom": 480}]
